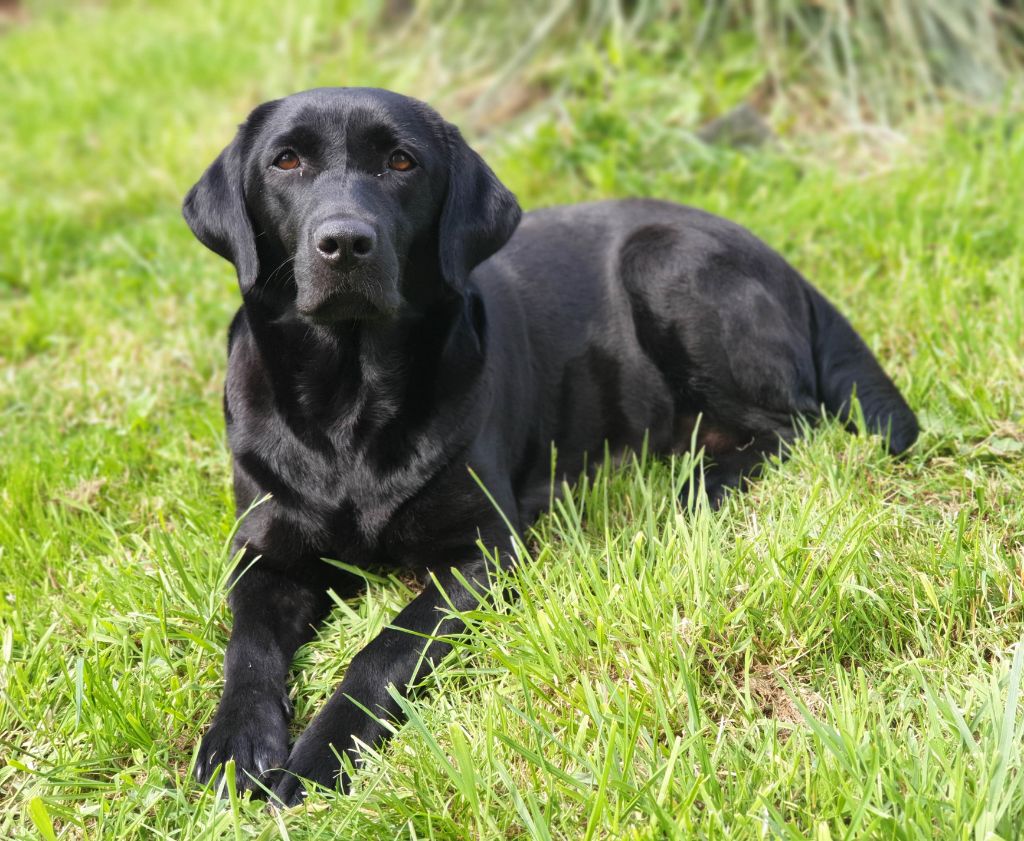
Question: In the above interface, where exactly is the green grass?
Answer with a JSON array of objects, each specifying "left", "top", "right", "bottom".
[{"left": 2, "top": 1, "right": 1023, "bottom": 838}]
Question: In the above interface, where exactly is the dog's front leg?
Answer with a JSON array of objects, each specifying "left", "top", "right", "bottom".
[
  {"left": 195, "top": 565, "right": 334, "bottom": 795},
  {"left": 270, "top": 557, "right": 493, "bottom": 806}
]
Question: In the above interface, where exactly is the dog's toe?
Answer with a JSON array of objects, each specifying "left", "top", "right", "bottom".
[
  {"left": 195, "top": 698, "right": 290, "bottom": 796},
  {"left": 269, "top": 736, "right": 351, "bottom": 808}
]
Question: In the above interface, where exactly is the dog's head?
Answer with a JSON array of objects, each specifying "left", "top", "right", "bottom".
[{"left": 183, "top": 88, "right": 521, "bottom": 323}]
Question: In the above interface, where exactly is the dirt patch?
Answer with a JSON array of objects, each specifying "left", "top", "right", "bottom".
[
  {"left": 0, "top": 0, "right": 26, "bottom": 25},
  {"left": 746, "top": 663, "right": 823, "bottom": 729},
  {"left": 58, "top": 476, "right": 108, "bottom": 509}
]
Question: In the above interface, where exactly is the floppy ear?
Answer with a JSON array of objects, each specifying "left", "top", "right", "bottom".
[
  {"left": 438, "top": 123, "right": 522, "bottom": 291},
  {"left": 182, "top": 131, "right": 259, "bottom": 293}
]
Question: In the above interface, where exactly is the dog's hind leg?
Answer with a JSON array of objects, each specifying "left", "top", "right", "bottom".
[{"left": 680, "top": 421, "right": 799, "bottom": 509}]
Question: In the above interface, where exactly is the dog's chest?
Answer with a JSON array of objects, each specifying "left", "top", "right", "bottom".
[{"left": 226, "top": 358, "right": 465, "bottom": 561}]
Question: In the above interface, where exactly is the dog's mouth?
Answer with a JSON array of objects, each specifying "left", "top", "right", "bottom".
[{"left": 297, "top": 287, "right": 399, "bottom": 324}]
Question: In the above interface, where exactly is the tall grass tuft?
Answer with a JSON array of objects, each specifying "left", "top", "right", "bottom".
[{"left": 446, "top": 0, "right": 1024, "bottom": 128}]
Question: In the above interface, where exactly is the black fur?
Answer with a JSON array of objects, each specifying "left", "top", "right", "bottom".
[{"left": 183, "top": 87, "right": 917, "bottom": 805}]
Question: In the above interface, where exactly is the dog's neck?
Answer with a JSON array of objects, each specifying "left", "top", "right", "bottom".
[{"left": 239, "top": 288, "right": 486, "bottom": 417}]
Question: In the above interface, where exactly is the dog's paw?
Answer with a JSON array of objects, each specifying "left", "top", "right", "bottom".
[
  {"left": 194, "top": 691, "right": 291, "bottom": 796},
  {"left": 269, "top": 732, "right": 352, "bottom": 808}
]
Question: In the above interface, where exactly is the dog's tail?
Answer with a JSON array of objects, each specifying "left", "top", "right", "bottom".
[{"left": 806, "top": 285, "right": 918, "bottom": 455}]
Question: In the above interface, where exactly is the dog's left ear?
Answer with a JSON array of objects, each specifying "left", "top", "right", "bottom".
[
  {"left": 438, "top": 123, "right": 522, "bottom": 291},
  {"left": 182, "top": 107, "right": 272, "bottom": 293}
]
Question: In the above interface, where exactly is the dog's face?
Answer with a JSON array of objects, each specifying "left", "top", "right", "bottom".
[{"left": 184, "top": 88, "right": 521, "bottom": 323}]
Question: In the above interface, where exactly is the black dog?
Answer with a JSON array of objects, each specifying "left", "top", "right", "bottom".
[{"left": 183, "top": 87, "right": 917, "bottom": 806}]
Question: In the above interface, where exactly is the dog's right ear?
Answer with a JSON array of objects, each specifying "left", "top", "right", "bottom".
[{"left": 183, "top": 119, "right": 262, "bottom": 293}]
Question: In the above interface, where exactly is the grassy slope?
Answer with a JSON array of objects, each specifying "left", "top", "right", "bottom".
[{"left": 1, "top": 1, "right": 1022, "bottom": 838}]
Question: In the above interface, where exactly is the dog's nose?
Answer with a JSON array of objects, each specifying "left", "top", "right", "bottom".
[{"left": 314, "top": 219, "right": 376, "bottom": 268}]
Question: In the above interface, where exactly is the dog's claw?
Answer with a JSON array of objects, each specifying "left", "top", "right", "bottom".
[{"left": 194, "top": 696, "right": 289, "bottom": 797}]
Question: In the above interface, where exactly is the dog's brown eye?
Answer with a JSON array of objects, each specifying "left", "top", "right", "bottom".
[
  {"left": 273, "top": 150, "right": 300, "bottom": 171},
  {"left": 387, "top": 150, "right": 416, "bottom": 172}
]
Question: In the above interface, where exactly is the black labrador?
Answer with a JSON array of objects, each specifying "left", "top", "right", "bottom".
[{"left": 183, "top": 87, "right": 917, "bottom": 806}]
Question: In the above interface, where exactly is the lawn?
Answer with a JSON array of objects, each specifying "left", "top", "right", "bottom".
[{"left": 1, "top": 1, "right": 1023, "bottom": 838}]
